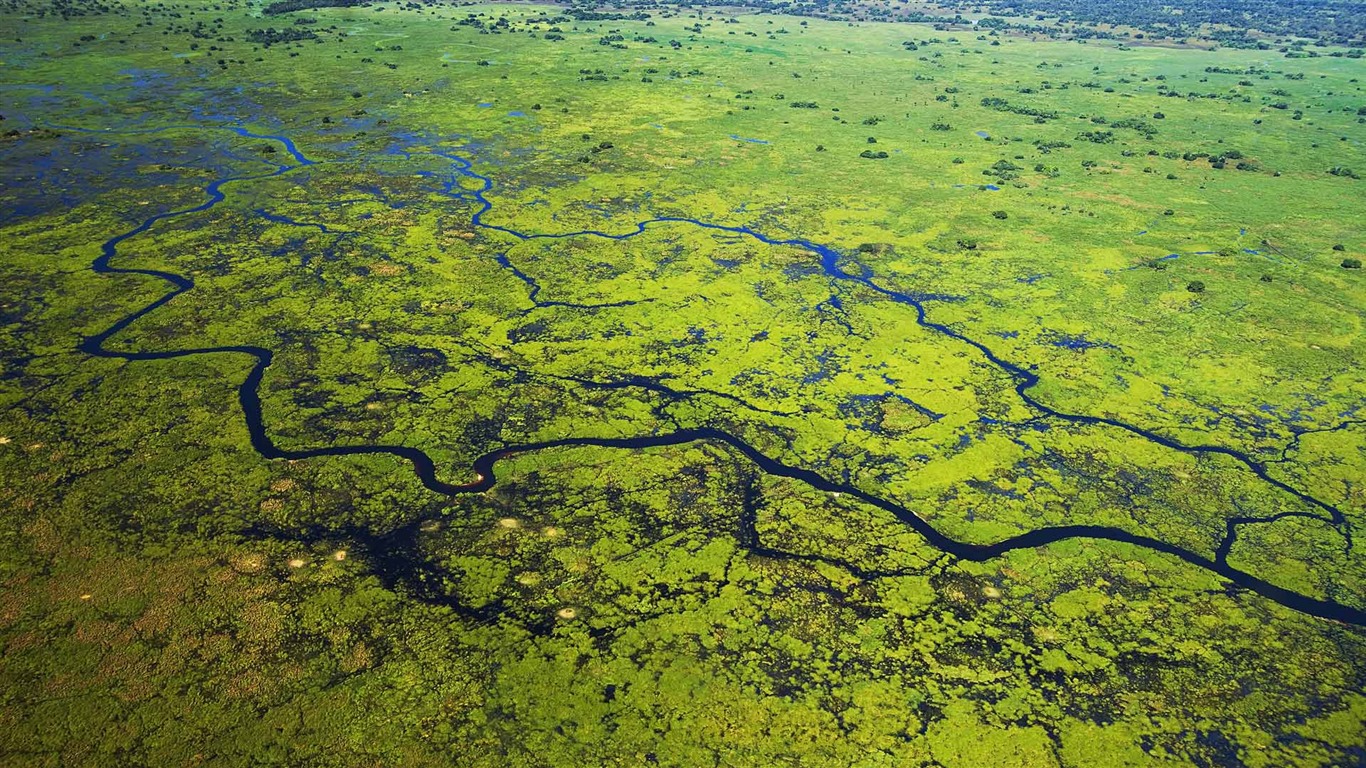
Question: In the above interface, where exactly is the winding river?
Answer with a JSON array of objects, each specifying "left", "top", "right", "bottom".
[{"left": 74, "top": 123, "right": 1365, "bottom": 626}]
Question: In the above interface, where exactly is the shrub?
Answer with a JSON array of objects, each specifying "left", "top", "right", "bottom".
[
  {"left": 1187, "top": 280, "right": 1206, "bottom": 293},
  {"left": 1343, "top": 258, "right": 1363, "bottom": 269}
]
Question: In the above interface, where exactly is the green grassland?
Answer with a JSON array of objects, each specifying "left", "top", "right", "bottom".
[{"left": 1, "top": 1, "right": 1364, "bottom": 765}]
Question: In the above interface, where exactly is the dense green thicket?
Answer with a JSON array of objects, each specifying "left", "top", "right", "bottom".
[
  {"left": 603, "top": 0, "right": 1366, "bottom": 45},
  {"left": 263, "top": 0, "right": 368, "bottom": 14},
  {"left": 977, "top": 0, "right": 1366, "bottom": 45}
]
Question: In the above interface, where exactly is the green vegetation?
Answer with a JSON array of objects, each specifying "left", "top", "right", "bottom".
[
  {"left": 623, "top": 0, "right": 1366, "bottom": 46},
  {"left": 0, "top": 0, "right": 1363, "bottom": 765}
]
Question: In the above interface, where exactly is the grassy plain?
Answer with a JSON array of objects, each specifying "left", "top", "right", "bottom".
[{"left": 0, "top": 1, "right": 1364, "bottom": 765}]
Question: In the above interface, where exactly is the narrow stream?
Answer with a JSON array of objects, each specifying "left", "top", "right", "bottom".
[{"left": 74, "top": 123, "right": 1363, "bottom": 626}]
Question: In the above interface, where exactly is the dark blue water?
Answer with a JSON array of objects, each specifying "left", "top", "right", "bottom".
[
  {"left": 76, "top": 122, "right": 1364, "bottom": 626},
  {"left": 1050, "top": 333, "right": 1118, "bottom": 352}
]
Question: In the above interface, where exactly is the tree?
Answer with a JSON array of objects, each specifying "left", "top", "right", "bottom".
[
  {"left": 992, "top": 210, "right": 1008, "bottom": 219},
  {"left": 1187, "top": 280, "right": 1206, "bottom": 293},
  {"left": 1343, "top": 258, "right": 1363, "bottom": 269}
]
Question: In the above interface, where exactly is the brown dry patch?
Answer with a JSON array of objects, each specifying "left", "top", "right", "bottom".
[
  {"left": 21, "top": 516, "right": 63, "bottom": 556},
  {"left": 108, "top": 651, "right": 160, "bottom": 703},
  {"left": 2, "top": 629, "right": 47, "bottom": 655},
  {"left": 132, "top": 596, "right": 179, "bottom": 638},
  {"left": 368, "top": 209, "right": 415, "bottom": 228},
  {"left": 43, "top": 554, "right": 124, "bottom": 604},
  {"left": 230, "top": 553, "right": 268, "bottom": 574},
  {"left": 41, "top": 672, "right": 93, "bottom": 701},
  {"left": 225, "top": 667, "right": 279, "bottom": 699},
  {"left": 369, "top": 262, "right": 405, "bottom": 277},
  {"left": 196, "top": 632, "right": 235, "bottom": 664},
  {"left": 238, "top": 582, "right": 277, "bottom": 602},
  {"left": 73, "top": 618, "right": 125, "bottom": 649},
  {"left": 0, "top": 576, "right": 32, "bottom": 629},
  {"left": 238, "top": 601, "right": 286, "bottom": 647},
  {"left": 340, "top": 642, "right": 375, "bottom": 674}
]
